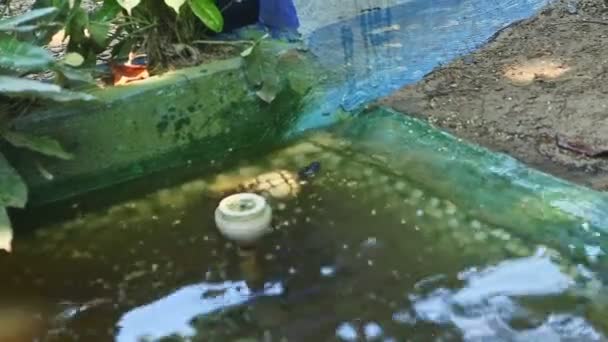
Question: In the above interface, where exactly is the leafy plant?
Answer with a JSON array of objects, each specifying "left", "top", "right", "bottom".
[
  {"left": 28, "top": 0, "right": 124, "bottom": 66},
  {"left": 113, "top": 0, "right": 226, "bottom": 67},
  {"left": 118, "top": 0, "right": 223, "bottom": 32},
  {"left": 29, "top": 0, "right": 226, "bottom": 68},
  {"left": 0, "top": 0, "right": 233, "bottom": 250},
  {"left": 0, "top": 8, "right": 96, "bottom": 252}
]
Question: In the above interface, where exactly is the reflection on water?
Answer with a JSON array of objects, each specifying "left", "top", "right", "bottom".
[
  {"left": 116, "top": 281, "right": 284, "bottom": 341},
  {"left": 3, "top": 135, "right": 608, "bottom": 341},
  {"left": 453, "top": 256, "right": 573, "bottom": 304},
  {"left": 409, "top": 255, "right": 604, "bottom": 341}
]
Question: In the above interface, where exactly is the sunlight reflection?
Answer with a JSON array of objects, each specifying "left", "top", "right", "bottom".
[
  {"left": 503, "top": 58, "right": 570, "bottom": 85},
  {"left": 115, "top": 281, "right": 284, "bottom": 341},
  {"left": 408, "top": 256, "right": 604, "bottom": 341}
]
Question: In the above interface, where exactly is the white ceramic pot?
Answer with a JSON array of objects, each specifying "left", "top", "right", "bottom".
[{"left": 214, "top": 193, "right": 272, "bottom": 246}]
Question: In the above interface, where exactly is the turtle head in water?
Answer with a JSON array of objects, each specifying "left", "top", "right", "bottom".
[{"left": 298, "top": 161, "right": 321, "bottom": 180}]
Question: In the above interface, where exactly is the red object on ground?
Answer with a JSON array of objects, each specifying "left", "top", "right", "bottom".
[{"left": 111, "top": 53, "right": 149, "bottom": 86}]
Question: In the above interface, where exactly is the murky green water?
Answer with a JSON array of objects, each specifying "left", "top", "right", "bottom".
[{"left": 2, "top": 133, "right": 607, "bottom": 341}]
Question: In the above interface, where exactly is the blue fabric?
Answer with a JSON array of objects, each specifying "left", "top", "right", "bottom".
[{"left": 259, "top": 0, "right": 300, "bottom": 29}]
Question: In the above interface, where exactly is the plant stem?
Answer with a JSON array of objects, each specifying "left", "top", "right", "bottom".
[{"left": 192, "top": 39, "right": 254, "bottom": 46}]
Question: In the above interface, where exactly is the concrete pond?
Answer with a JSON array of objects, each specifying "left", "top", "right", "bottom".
[{"left": 3, "top": 0, "right": 608, "bottom": 341}]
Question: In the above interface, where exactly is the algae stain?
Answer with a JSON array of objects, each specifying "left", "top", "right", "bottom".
[
  {"left": 156, "top": 115, "right": 170, "bottom": 136},
  {"left": 156, "top": 102, "right": 196, "bottom": 140},
  {"left": 174, "top": 117, "right": 191, "bottom": 132}
]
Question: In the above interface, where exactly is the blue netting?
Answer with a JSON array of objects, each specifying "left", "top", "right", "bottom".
[
  {"left": 259, "top": 0, "right": 300, "bottom": 29},
  {"left": 294, "top": 0, "right": 549, "bottom": 132}
]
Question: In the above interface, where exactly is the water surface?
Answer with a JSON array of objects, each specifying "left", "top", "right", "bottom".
[{"left": 3, "top": 135, "right": 606, "bottom": 341}]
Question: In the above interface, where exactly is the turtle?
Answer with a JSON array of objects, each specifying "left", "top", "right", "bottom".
[{"left": 232, "top": 161, "right": 321, "bottom": 199}]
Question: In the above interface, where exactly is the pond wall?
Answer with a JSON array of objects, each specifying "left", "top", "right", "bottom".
[
  {"left": 8, "top": 41, "right": 325, "bottom": 206},
  {"left": 6, "top": 7, "right": 608, "bottom": 272},
  {"left": 336, "top": 107, "right": 608, "bottom": 265}
]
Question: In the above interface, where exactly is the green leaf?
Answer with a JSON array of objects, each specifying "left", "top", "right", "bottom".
[
  {"left": 111, "top": 37, "right": 136, "bottom": 60},
  {"left": 244, "top": 42, "right": 283, "bottom": 103},
  {"left": 3, "top": 131, "right": 74, "bottom": 160},
  {"left": 165, "top": 0, "right": 186, "bottom": 13},
  {"left": 0, "top": 37, "right": 54, "bottom": 71},
  {"left": 240, "top": 33, "right": 268, "bottom": 57},
  {"left": 240, "top": 45, "right": 254, "bottom": 58},
  {"left": 256, "top": 81, "right": 281, "bottom": 103},
  {"left": 65, "top": 6, "right": 89, "bottom": 44},
  {"left": 0, "top": 152, "right": 27, "bottom": 208},
  {"left": 63, "top": 52, "right": 84, "bottom": 67},
  {"left": 188, "top": 0, "right": 224, "bottom": 33},
  {"left": 116, "top": 0, "right": 142, "bottom": 15},
  {"left": 0, "top": 7, "right": 58, "bottom": 32},
  {"left": 0, "top": 207, "right": 13, "bottom": 252},
  {"left": 88, "top": 0, "right": 122, "bottom": 50},
  {"left": 54, "top": 65, "right": 95, "bottom": 84},
  {"left": 0, "top": 76, "right": 96, "bottom": 102},
  {"left": 2, "top": 25, "right": 41, "bottom": 33},
  {"left": 91, "top": 0, "right": 123, "bottom": 22},
  {"left": 30, "top": 1, "right": 70, "bottom": 45},
  {"left": 88, "top": 21, "right": 111, "bottom": 48},
  {"left": 88, "top": 0, "right": 120, "bottom": 48}
]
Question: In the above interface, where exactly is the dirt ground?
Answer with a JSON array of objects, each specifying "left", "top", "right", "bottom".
[{"left": 379, "top": 0, "right": 608, "bottom": 191}]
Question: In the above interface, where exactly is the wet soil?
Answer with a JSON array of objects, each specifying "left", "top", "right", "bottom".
[{"left": 379, "top": 0, "right": 608, "bottom": 191}]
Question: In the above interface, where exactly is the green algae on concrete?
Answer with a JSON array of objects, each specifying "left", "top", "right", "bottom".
[
  {"left": 35, "top": 105, "right": 608, "bottom": 270},
  {"left": 330, "top": 107, "right": 608, "bottom": 264},
  {"left": 6, "top": 33, "right": 607, "bottom": 268},
  {"left": 7, "top": 40, "right": 329, "bottom": 206}
]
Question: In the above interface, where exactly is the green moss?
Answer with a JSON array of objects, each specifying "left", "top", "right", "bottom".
[
  {"left": 329, "top": 106, "right": 608, "bottom": 261},
  {"left": 7, "top": 41, "right": 328, "bottom": 206}
]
